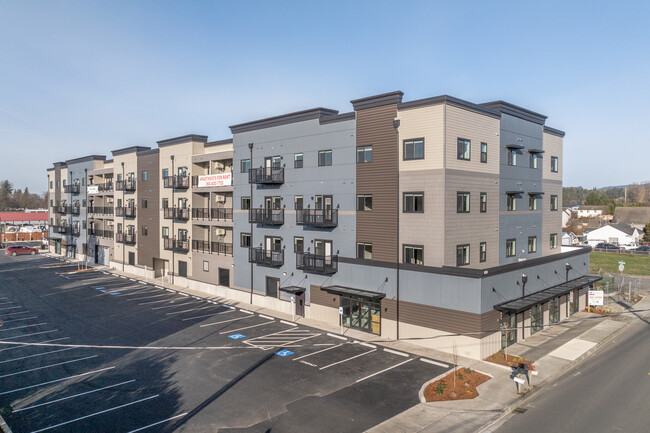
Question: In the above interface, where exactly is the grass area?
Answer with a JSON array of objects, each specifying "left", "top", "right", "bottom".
[{"left": 590, "top": 252, "right": 650, "bottom": 276}]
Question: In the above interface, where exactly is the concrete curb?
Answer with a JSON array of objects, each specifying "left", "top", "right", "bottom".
[{"left": 0, "top": 414, "right": 13, "bottom": 433}]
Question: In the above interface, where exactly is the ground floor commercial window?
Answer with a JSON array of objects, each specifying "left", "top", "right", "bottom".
[
  {"left": 531, "top": 304, "right": 543, "bottom": 334},
  {"left": 549, "top": 297, "right": 560, "bottom": 323},
  {"left": 341, "top": 296, "right": 381, "bottom": 335},
  {"left": 501, "top": 313, "right": 517, "bottom": 349}
]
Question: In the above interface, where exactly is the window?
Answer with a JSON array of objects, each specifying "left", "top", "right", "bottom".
[
  {"left": 203, "top": 261, "right": 209, "bottom": 272},
  {"left": 506, "top": 239, "right": 516, "bottom": 257},
  {"left": 50, "top": 181, "right": 53, "bottom": 189},
  {"left": 456, "top": 244, "right": 470, "bottom": 266},
  {"left": 241, "top": 196, "right": 251, "bottom": 210},
  {"left": 240, "top": 159, "right": 250, "bottom": 173},
  {"left": 550, "top": 233, "right": 558, "bottom": 249},
  {"left": 457, "top": 192, "right": 470, "bottom": 213},
  {"left": 161, "top": 198, "right": 168, "bottom": 209},
  {"left": 403, "top": 245, "right": 424, "bottom": 265},
  {"left": 507, "top": 193, "right": 517, "bottom": 211},
  {"left": 56, "top": 180, "right": 60, "bottom": 188},
  {"left": 240, "top": 233, "right": 251, "bottom": 247},
  {"left": 294, "top": 195, "right": 303, "bottom": 210},
  {"left": 357, "top": 243, "right": 372, "bottom": 259},
  {"left": 318, "top": 150, "right": 332, "bottom": 166},
  {"left": 50, "top": 199, "right": 53, "bottom": 206},
  {"left": 357, "top": 146, "right": 372, "bottom": 163},
  {"left": 63, "top": 179, "right": 67, "bottom": 186},
  {"left": 403, "top": 138, "right": 424, "bottom": 160},
  {"left": 161, "top": 168, "right": 169, "bottom": 179},
  {"left": 294, "top": 153, "right": 303, "bottom": 169},
  {"left": 142, "top": 225, "right": 148, "bottom": 236},
  {"left": 480, "top": 242, "right": 487, "bottom": 262},
  {"left": 403, "top": 192, "right": 424, "bottom": 213},
  {"left": 457, "top": 138, "right": 470, "bottom": 160},
  {"left": 82, "top": 178, "right": 85, "bottom": 186},
  {"left": 549, "top": 297, "right": 560, "bottom": 324},
  {"left": 529, "top": 195, "right": 539, "bottom": 211},
  {"left": 508, "top": 149, "right": 517, "bottom": 166},
  {"left": 294, "top": 237, "right": 304, "bottom": 253},
  {"left": 480, "top": 142, "right": 487, "bottom": 163},
  {"left": 141, "top": 171, "right": 148, "bottom": 181},
  {"left": 480, "top": 192, "right": 487, "bottom": 213},
  {"left": 530, "top": 153, "right": 541, "bottom": 169},
  {"left": 357, "top": 194, "right": 372, "bottom": 211},
  {"left": 82, "top": 220, "right": 87, "bottom": 229},
  {"left": 551, "top": 195, "right": 558, "bottom": 211},
  {"left": 141, "top": 198, "right": 148, "bottom": 209},
  {"left": 162, "top": 227, "right": 169, "bottom": 238},
  {"left": 528, "top": 236, "right": 537, "bottom": 253},
  {"left": 551, "top": 156, "right": 559, "bottom": 172}
]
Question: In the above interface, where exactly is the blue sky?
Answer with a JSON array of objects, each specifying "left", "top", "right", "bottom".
[{"left": 1, "top": 0, "right": 649, "bottom": 194}]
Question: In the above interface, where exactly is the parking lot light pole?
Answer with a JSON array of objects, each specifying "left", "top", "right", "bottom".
[
  {"left": 392, "top": 119, "right": 400, "bottom": 340},
  {"left": 248, "top": 142, "right": 254, "bottom": 305},
  {"left": 121, "top": 162, "right": 125, "bottom": 272}
]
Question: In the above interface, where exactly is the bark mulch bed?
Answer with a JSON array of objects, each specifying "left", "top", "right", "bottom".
[
  {"left": 423, "top": 368, "right": 491, "bottom": 402},
  {"left": 583, "top": 307, "right": 614, "bottom": 316},
  {"left": 484, "top": 352, "right": 534, "bottom": 368}
]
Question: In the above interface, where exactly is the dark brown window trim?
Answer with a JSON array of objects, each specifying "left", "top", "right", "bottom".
[{"left": 403, "top": 138, "right": 425, "bottom": 161}]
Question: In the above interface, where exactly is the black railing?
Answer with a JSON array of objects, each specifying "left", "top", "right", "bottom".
[
  {"left": 163, "top": 175, "right": 190, "bottom": 189},
  {"left": 115, "top": 206, "right": 136, "bottom": 218},
  {"left": 211, "top": 208, "right": 233, "bottom": 221},
  {"left": 55, "top": 205, "right": 67, "bottom": 214},
  {"left": 211, "top": 241, "right": 233, "bottom": 255},
  {"left": 64, "top": 184, "right": 80, "bottom": 194},
  {"left": 296, "top": 252, "right": 338, "bottom": 274},
  {"left": 296, "top": 209, "right": 338, "bottom": 228},
  {"left": 249, "top": 208, "right": 284, "bottom": 225},
  {"left": 88, "top": 182, "right": 113, "bottom": 193},
  {"left": 116, "top": 232, "right": 136, "bottom": 244},
  {"left": 67, "top": 205, "right": 80, "bottom": 215},
  {"left": 163, "top": 238, "right": 190, "bottom": 252},
  {"left": 163, "top": 208, "right": 190, "bottom": 220},
  {"left": 248, "top": 247, "right": 284, "bottom": 266},
  {"left": 192, "top": 240, "right": 211, "bottom": 253},
  {"left": 249, "top": 167, "right": 284, "bottom": 184},
  {"left": 89, "top": 228, "right": 113, "bottom": 239},
  {"left": 115, "top": 179, "right": 136, "bottom": 191},
  {"left": 88, "top": 206, "right": 114, "bottom": 215},
  {"left": 192, "top": 208, "right": 210, "bottom": 219}
]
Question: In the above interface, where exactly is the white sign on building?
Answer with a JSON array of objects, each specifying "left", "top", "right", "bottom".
[
  {"left": 588, "top": 290, "right": 604, "bottom": 306},
  {"left": 197, "top": 173, "right": 232, "bottom": 187},
  {"left": 87, "top": 185, "right": 99, "bottom": 194}
]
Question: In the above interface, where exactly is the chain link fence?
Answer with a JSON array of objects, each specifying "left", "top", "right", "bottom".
[{"left": 594, "top": 274, "right": 647, "bottom": 306}]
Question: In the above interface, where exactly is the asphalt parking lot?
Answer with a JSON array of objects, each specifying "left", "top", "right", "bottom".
[{"left": 0, "top": 253, "right": 451, "bottom": 432}]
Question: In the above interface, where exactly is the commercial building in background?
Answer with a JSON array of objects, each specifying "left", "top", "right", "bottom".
[{"left": 46, "top": 90, "right": 599, "bottom": 359}]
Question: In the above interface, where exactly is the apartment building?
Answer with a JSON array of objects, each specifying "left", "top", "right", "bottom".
[
  {"left": 87, "top": 158, "right": 115, "bottom": 265},
  {"left": 47, "top": 90, "right": 599, "bottom": 359}
]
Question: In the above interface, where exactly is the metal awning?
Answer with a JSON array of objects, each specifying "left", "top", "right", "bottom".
[
  {"left": 528, "top": 148, "right": 545, "bottom": 153},
  {"left": 505, "top": 191, "right": 523, "bottom": 195},
  {"left": 494, "top": 275, "right": 602, "bottom": 314},
  {"left": 321, "top": 285, "right": 386, "bottom": 300},
  {"left": 528, "top": 192, "right": 545, "bottom": 195},
  {"left": 279, "top": 285, "right": 305, "bottom": 294},
  {"left": 506, "top": 144, "right": 524, "bottom": 149}
]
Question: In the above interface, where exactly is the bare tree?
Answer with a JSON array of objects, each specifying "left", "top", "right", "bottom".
[{"left": 450, "top": 340, "right": 459, "bottom": 388}]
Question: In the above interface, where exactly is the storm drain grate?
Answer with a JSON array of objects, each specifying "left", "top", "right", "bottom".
[{"left": 513, "top": 407, "right": 528, "bottom": 414}]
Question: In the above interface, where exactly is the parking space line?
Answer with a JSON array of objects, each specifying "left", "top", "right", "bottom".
[
  {"left": 319, "top": 349, "right": 376, "bottom": 370},
  {"left": 0, "top": 306, "right": 22, "bottom": 311},
  {"left": 0, "top": 337, "right": 69, "bottom": 353},
  {"left": 14, "top": 379, "right": 136, "bottom": 413},
  {"left": 1, "top": 329, "right": 59, "bottom": 341},
  {"left": 420, "top": 358, "right": 449, "bottom": 368},
  {"left": 127, "top": 293, "right": 169, "bottom": 301},
  {"left": 240, "top": 309, "right": 254, "bottom": 315},
  {"left": 258, "top": 314, "right": 274, "bottom": 320},
  {"left": 127, "top": 412, "right": 188, "bottom": 433},
  {"left": 166, "top": 305, "right": 215, "bottom": 316},
  {"left": 355, "top": 358, "right": 414, "bottom": 383},
  {"left": 0, "top": 366, "right": 115, "bottom": 396},
  {"left": 30, "top": 394, "right": 159, "bottom": 433},
  {"left": 219, "top": 320, "right": 274, "bottom": 334},
  {"left": 327, "top": 333, "right": 347, "bottom": 341},
  {"left": 313, "top": 343, "right": 336, "bottom": 346},
  {"left": 0, "top": 355, "right": 99, "bottom": 378},
  {"left": 129, "top": 278, "right": 137, "bottom": 282},
  {"left": 151, "top": 301, "right": 199, "bottom": 310},
  {"left": 0, "top": 347, "right": 77, "bottom": 364},
  {"left": 383, "top": 348, "right": 409, "bottom": 357},
  {"left": 182, "top": 309, "right": 232, "bottom": 321},
  {"left": 0, "top": 310, "right": 30, "bottom": 317},
  {"left": 358, "top": 342, "right": 377, "bottom": 349},
  {"left": 293, "top": 343, "right": 345, "bottom": 361},
  {"left": 280, "top": 320, "right": 297, "bottom": 327},
  {"left": 0, "top": 301, "right": 15, "bottom": 306},
  {"left": 139, "top": 297, "right": 185, "bottom": 305},
  {"left": 0, "top": 316, "right": 37, "bottom": 324},
  {"left": 177, "top": 292, "right": 190, "bottom": 297},
  {"left": 200, "top": 316, "right": 248, "bottom": 327},
  {"left": 0, "top": 322, "right": 47, "bottom": 332}
]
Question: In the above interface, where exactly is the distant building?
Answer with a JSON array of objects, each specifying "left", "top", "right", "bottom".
[
  {"left": 585, "top": 223, "right": 640, "bottom": 247},
  {"left": 0, "top": 211, "right": 48, "bottom": 244},
  {"left": 576, "top": 205, "right": 607, "bottom": 218},
  {"left": 612, "top": 207, "right": 650, "bottom": 231}
]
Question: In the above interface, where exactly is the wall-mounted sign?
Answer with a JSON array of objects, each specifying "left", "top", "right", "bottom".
[
  {"left": 198, "top": 173, "right": 231, "bottom": 187},
  {"left": 87, "top": 185, "right": 99, "bottom": 194},
  {"left": 588, "top": 290, "right": 604, "bottom": 306}
]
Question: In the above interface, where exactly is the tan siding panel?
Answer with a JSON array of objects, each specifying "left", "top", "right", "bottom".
[{"left": 310, "top": 284, "right": 340, "bottom": 308}]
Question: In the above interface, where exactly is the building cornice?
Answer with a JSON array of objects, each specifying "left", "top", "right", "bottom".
[
  {"left": 156, "top": 134, "right": 208, "bottom": 147},
  {"left": 111, "top": 146, "right": 151, "bottom": 157},
  {"left": 350, "top": 91, "right": 404, "bottom": 111},
  {"left": 230, "top": 108, "right": 339, "bottom": 134},
  {"left": 480, "top": 100, "right": 548, "bottom": 125},
  {"left": 543, "top": 125, "right": 566, "bottom": 137},
  {"left": 399, "top": 95, "right": 501, "bottom": 119}
]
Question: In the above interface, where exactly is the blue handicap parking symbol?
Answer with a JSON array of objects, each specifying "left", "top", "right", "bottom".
[
  {"left": 228, "top": 334, "right": 246, "bottom": 340},
  {"left": 94, "top": 287, "right": 106, "bottom": 290},
  {"left": 275, "top": 350, "right": 294, "bottom": 357},
  {"left": 110, "top": 292, "right": 121, "bottom": 295}
]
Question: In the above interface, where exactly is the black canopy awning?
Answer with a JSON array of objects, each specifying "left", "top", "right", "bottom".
[
  {"left": 506, "top": 144, "right": 525, "bottom": 149},
  {"left": 321, "top": 285, "right": 386, "bottom": 300},
  {"left": 528, "top": 148, "right": 545, "bottom": 154},
  {"left": 528, "top": 192, "right": 545, "bottom": 195},
  {"left": 494, "top": 275, "right": 602, "bottom": 314},
  {"left": 279, "top": 285, "right": 305, "bottom": 294}
]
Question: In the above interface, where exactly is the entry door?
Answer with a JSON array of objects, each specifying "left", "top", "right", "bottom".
[
  {"left": 128, "top": 252, "right": 135, "bottom": 266},
  {"left": 264, "top": 157, "right": 272, "bottom": 176},
  {"left": 324, "top": 195, "right": 333, "bottom": 220},
  {"left": 266, "top": 276, "right": 279, "bottom": 298},
  {"left": 295, "top": 292, "right": 305, "bottom": 317},
  {"left": 102, "top": 247, "right": 110, "bottom": 265},
  {"left": 178, "top": 166, "right": 187, "bottom": 177},
  {"left": 95, "top": 246, "right": 100, "bottom": 264}
]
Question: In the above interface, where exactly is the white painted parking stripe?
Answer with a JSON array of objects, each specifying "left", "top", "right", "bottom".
[
  {"left": 166, "top": 305, "right": 215, "bottom": 316},
  {"left": 177, "top": 292, "right": 189, "bottom": 297},
  {"left": 29, "top": 394, "right": 160, "bottom": 433},
  {"left": 0, "top": 347, "right": 77, "bottom": 364},
  {"left": 383, "top": 348, "right": 409, "bottom": 357},
  {"left": 240, "top": 309, "right": 254, "bottom": 315},
  {"left": 2, "top": 329, "right": 58, "bottom": 341},
  {"left": 280, "top": 320, "right": 297, "bottom": 327},
  {"left": 14, "top": 379, "right": 136, "bottom": 412},
  {"left": 128, "top": 293, "right": 169, "bottom": 301},
  {"left": 319, "top": 349, "right": 376, "bottom": 370},
  {"left": 127, "top": 412, "right": 188, "bottom": 433},
  {"left": 219, "top": 321, "right": 274, "bottom": 334},
  {"left": 120, "top": 276, "right": 127, "bottom": 279},
  {"left": 222, "top": 304, "right": 234, "bottom": 309},
  {"left": 0, "top": 316, "right": 37, "bottom": 324},
  {"left": 293, "top": 343, "right": 345, "bottom": 361},
  {"left": 313, "top": 343, "right": 336, "bottom": 346},
  {"left": 0, "top": 322, "right": 47, "bottom": 332},
  {"left": 151, "top": 301, "right": 199, "bottom": 310},
  {"left": 355, "top": 358, "right": 414, "bottom": 383},
  {"left": 258, "top": 314, "right": 274, "bottom": 320},
  {"left": 358, "top": 342, "right": 377, "bottom": 349},
  {"left": 0, "top": 366, "right": 116, "bottom": 395},
  {"left": 155, "top": 286, "right": 163, "bottom": 289},
  {"left": 129, "top": 278, "right": 137, "bottom": 282},
  {"left": 0, "top": 301, "right": 15, "bottom": 306},
  {"left": 200, "top": 316, "right": 248, "bottom": 327},
  {"left": 420, "top": 358, "right": 449, "bottom": 368},
  {"left": 0, "top": 310, "right": 31, "bottom": 317},
  {"left": 0, "top": 306, "right": 22, "bottom": 311},
  {"left": 327, "top": 333, "right": 347, "bottom": 341},
  {"left": 182, "top": 310, "right": 233, "bottom": 321},
  {"left": 139, "top": 297, "right": 184, "bottom": 305},
  {"left": 0, "top": 337, "right": 69, "bottom": 353},
  {"left": 166, "top": 289, "right": 175, "bottom": 293},
  {"left": 0, "top": 355, "right": 99, "bottom": 378}
]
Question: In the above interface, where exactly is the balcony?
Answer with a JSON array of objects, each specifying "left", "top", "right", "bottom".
[
  {"left": 115, "top": 232, "right": 136, "bottom": 244},
  {"left": 248, "top": 247, "right": 284, "bottom": 267},
  {"left": 211, "top": 241, "right": 233, "bottom": 255},
  {"left": 115, "top": 206, "right": 136, "bottom": 218},
  {"left": 88, "top": 206, "right": 114, "bottom": 216},
  {"left": 249, "top": 208, "right": 284, "bottom": 225},
  {"left": 163, "top": 208, "right": 190, "bottom": 220},
  {"left": 67, "top": 205, "right": 81, "bottom": 215},
  {"left": 164, "top": 238, "right": 190, "bottom": 252},
  {"left": 89, "top": 228, "right": 114, "bottom": 239},
  {"left": 192, "top": 239, "right": 211, "bottom": 253},
  {"left": 249, "top": 167, "right": 284, "bottom": 184},
  {"left": 51, "top": 225, "right": 69, "bottom": 235},
  {"left": 191, "top": 208, "right": 233, "bottom": 221},
  {"left": 163, "top": 175, "right": 190, "bottom": 189},
  {"left": 296, "top": 209, "right": 338, "bottom": 228},
  {"left": 296, "top": 252, "right": 338, "bottom": 274},
  {"left": 115, "top": 179, "right": 136, "bottom": 192},
  {"left": 55, "top": 205, "right": 67, "bottom": 214},
  {"left": 191, "top": 208, "right": 210, "bottom": 220},
  {"left": 88, "top": 182, "right": 113, "bottom": 193},
  {"left": 63, "top": 184, "right": 80, "bottom": 194}
]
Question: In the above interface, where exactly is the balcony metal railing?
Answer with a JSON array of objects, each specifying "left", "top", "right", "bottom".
[
  {"left": 248, "top": 247, "right": 284, "bottom": 267},
  {"left": 192, "top": 240, "right": 211, "bottom": 253},
  {"left": 88, "top": 182, "right": 114, "bottom": 193},
  {"left": 115, "top": 179, "right": 136, "bottom": 191},
  {"left": 55, "top": 205, "right": 67, "bottom": 214},
  {"left": 249, "top": 208, "right": 284, "bottom": 225},
  {"left": 67, "top": 205, "right": 80, "bottom": 215},
  {"left": 296, "top": 252, "right": 338, "bottom": 274},
  {"left": 248, "top": 167, "right": 284, "bottom": 184},
  {"left": 163, "top": 208, "right": 190, "bottom": 220},
  {"left": 88, "top": 206, "right": 114, "bottom": 215},
  {"left": 115, "top": 206, "right": 136, "bottom": 218},
  {"left": 211, "top": 241, "right": 233, "bottom": 255},
  {"left": 63, "top": 184, "right": 80, "bottom": 194},
  {"left": 191, "top": 207, "right": 233, "bottom": 221},
  {"left": 296, "top": 209, "right": 338, "bottom": 228},
  {"left": 89, "top": 229, "right": 114, "bottom": 239},
  {"left": 163, "top": 175, "right": 190, "bottom": 189},
  {"left": 163, "top": 238, "right": 190, "bottom": 252},
  {"left": 115, "top": 232, "right": 136, "bottom": 244}
]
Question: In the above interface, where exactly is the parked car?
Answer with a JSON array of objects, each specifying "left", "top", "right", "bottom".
[
  {"left": 5, "top": 246, "right": 39, "bottom": 256},
  {"left": 635, "top": 245, "right": 650, "bottom": 252},
  {"left": 594, "top": 243, "right": 620, "bottom": 250}
]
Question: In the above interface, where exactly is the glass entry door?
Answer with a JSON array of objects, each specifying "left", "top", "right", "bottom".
[{"left": 341, "top": 296, "right": 381, "bottom": 335}]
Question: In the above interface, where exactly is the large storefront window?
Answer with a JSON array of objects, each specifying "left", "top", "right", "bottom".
[
  {"left": 549, "top": 298, "right": 560, "bottom": 324},
  {"left": 501, "top": 313, "right": 516, "bottom": 349},
  {"left": 531, "top": 304, "right": 543, "bottom": 334},
  {"left": 341, "top": 296, "right": 381, "bottom": 335}
]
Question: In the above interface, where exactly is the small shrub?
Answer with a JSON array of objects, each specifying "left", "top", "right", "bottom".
[
  {"left": 466, "top": 389, "right": 473, "bottom": 394},
  {"left": 464, "top": 368, "right": 472, "bottom": 375},
  {"left": 457, "top": 373, "right": 464, "bottom": 380},
  {"left": 492, "top": 353, "right": 500, "bottom": 360}
]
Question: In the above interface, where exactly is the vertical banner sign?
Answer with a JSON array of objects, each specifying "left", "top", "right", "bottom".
[{"left": 198, "top": 173, "right": 232, "bottom": 187}]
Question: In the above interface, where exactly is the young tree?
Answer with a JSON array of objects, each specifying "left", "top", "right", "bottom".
[
  {"left": 644, "top": 223, "right": 650, "bottom": 242},
  {"left": 0, "top": 180, "right": 13, "bottom": 210}
]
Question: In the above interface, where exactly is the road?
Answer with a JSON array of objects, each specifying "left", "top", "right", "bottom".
[{"left": 495, "top": 315, "right": 650, "bottom": 433}]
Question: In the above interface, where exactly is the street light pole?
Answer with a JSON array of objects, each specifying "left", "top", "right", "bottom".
[
  {"left": 248, "top": 142, "right": 254, "bottom": 305},
  {"left": 121, "top": 162, "right": 125, "bottom": 272},
  {"left": 85, "top": 168, "right": 88, "bottom": 269},
  {"left": 171, "top": 155, "right": 175, "bottom": 285},
  {"left": 392, "top": 119, "right": 400, "bottom": 341}
]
